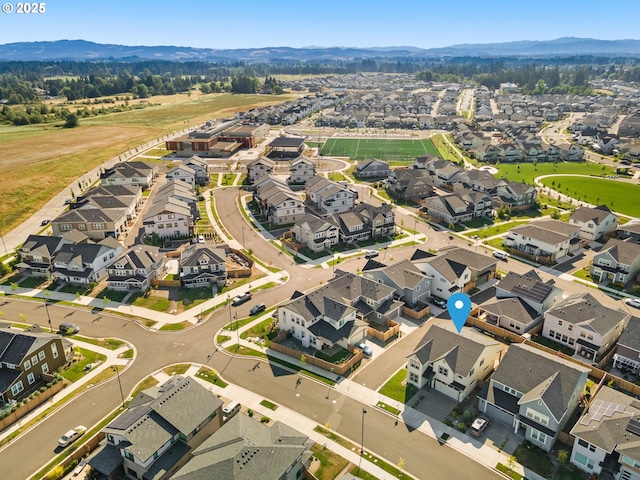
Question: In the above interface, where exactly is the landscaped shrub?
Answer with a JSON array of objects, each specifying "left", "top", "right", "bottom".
[{"left": 457, "top": 422, "right": 466, "bottom": 432}]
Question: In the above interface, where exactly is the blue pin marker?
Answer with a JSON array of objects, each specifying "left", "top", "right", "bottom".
[{"left": 447, "top": 293, "right": 472, "bottom": 334}]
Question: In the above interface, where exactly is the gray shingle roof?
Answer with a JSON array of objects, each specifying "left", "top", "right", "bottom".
[
  {"left": 490, "top": 343, "right": 589, "bottom": 422},
  {"left": 172, "top": 414, "right": 310, "bottom": 480},
  {"left": 570, "top": 204, "right": 614, "bottom": 225},
  {"left": 546, "top": 292, "right": 628, "bottom": 336},
  {"left": 496, "top": 270, "right": 555, "bottom": 305},
  {"left": 408, "top": 324, "right": 500, "bottom": 376}
]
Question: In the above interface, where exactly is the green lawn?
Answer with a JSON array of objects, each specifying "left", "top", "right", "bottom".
[
  {"left": 162, "top": 364, "right": 190, "bottom": 375},
  {"left": 240, "top": 317, "right": 278, "bottom": 340},
  {"left": 315, "top": 347, "right": 353, "bottom": 364},
  {"left": 495, "top": 161, "right": 614, "bottom": 185},
  {"left": 177, "top": 287, "right": 212, "bottom": 310},
  {"left": 311, "top": 444, "right": 350, "bottom": 480},
  {"left": 130, "top": 293, "right": 171, "bottom": 312},
  {"left": 466, "top": 220, "right": 529, "bottom": 239},
  {"left": 195, "top": 366, "right": 228, "bottom": 388},
  {"left": 321, "top": 138, "right": 439, "bottom": 162},
  {"left": 513, "top": 443, "right": 553, "bottom": 478},
  {"left": 379, "top": 368, "right": 418, "bottom": 404},
  {"left": 159, "top": 321, "right": 192, "bottom": 331},
  {"left": 532, "top": 336, "right": 575, "bottom": 356},
  {"left": 61, "top": 348, "right": 107, "bottom": 382},
  {"left": 260, "top": 399, "right": 278, "bottom": 410},
  {"left": 540, "top": 176, "right": 640, "bottom": 217}
]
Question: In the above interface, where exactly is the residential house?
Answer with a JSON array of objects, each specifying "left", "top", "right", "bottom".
[
  {"left": 433, "top": 247, "right": 498, "bottom": 287},
  {"left": 478, "top": 343, "right": 589, "bottom": 451},
  {"left": 421, "top": 190, "right": 492, "bottom": 226},
  {"left": 495, "top": 270, "right": 563, "bottom": 314},
  {"left": 0, "top": 328, "right": 72, "bottom": 404},
  {"left": 75, "top": 184, "right": 142, "bottom": 221},
  {"left": 96, "top": 375, "right": 223, "bottom": 480},
  {"left": 17, "top": 235, "right": 70, "bottom": 277},
  {"left": 277, "top": 271, "right": 402, "bottom": 351},
  {"left": 179, "top": 244, "right": 227, "bottom": 288},
  {"left": 590, "top": 238, "right": 640, "bottom": 285},
  {"left": 569, "top": 386, "right": 640, "bottom": 478},
  {"left": 247, "top": 157, "right": 276, "bottom": 185},
  {"left": 557, "top": 143, "right": 585, "bottom": 161},
  {"left": 291, "top": 213, "right": 339, "bottom": 253},
  {"left": 613, "top": 316, "right": 640, "bottom": 373},
  {"left": 569, "top": 205, "right": 618, "bottom": 241},
  {"left": 252, "top": 176, "right": 305, "bottom": 226},
  {"left": 406, "top": 324, "right": 504, "bottom": 402},
  {"left": 172, "top": 412, "right": 312, "bottom": 480},
  {"left": 503, "top": 220, "right": 581, "bottom": 263},
  {"left": 51, "top": 238, "right": 122, "bottom": 285},
  {"left": 363, "top": 259, "right": 431, "bottom": 308},
  {"left": 386, "top": 169, "right": 434, "bottom": 203},
  {"left": 143, "top": 198, "right": 193, "bottom": 238},
  {"left": 305, "top": 176, "right": 356, "bottom": 216},
  {"left": 352, "top": 202, "right": 395, "bottom": 239},
  {"left": 166, "top": 164, "right": 197, "bottom": 188},
  {"left": 287, "top": 156, "right": 316, "bottom": 186},
  {"left": 106, "top": 245, "right": 166, "bottom": 291},
  {"left": 51, "top": 207, "right": 128, "bottom": 241},
  {"left": 543, "top": 292, "right": 630, "bottom": 361},
  {"left": 354, "top": 158, "right": 391, "bottom": 179},
  {"left": 479, "top": 297, "right": 543, "bottom": 334},
  {"left": 100, "top": 161, "right": 158, "bottom": 189},
  {"left": 412, "top": 254, "right": 472, "bottom": 300},
  {"left": 617, "top": 220, "right": 640, "bottom": 243},
  {"left": 154, "top": 180, "right": 199, "bottom": 219},
  {"left": 184, "top": 156, "right": 210, "bottom": 185},
  {"left": 493, "top": 181, "right": 537, "bottom": 211}
]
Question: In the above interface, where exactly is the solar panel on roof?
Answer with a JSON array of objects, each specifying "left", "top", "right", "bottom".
[
  {"left": 580, "top": 399, "right": 626, "bottom": 425},
  {"left": 108, "top": 405, "right": 150, "bottom": 430},
  {"left": 626, "top": 418, "right": 640, "bottom": 437}
]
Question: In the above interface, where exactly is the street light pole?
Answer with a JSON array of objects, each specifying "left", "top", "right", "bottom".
[
  {"left": 234, "top": 312, "right": 239, "bottom": 348},
  {"left": 358, "top": 408, "right": 367, "bottom": 474},
  {"left": 113, "top": 366, "right": 125, "bottom": 407},
  {"left": 325, "top": 368, "right": 334, "bottom": 399},
  {"left": 43, "top": 298, "right": 52, "bottom": 332}
]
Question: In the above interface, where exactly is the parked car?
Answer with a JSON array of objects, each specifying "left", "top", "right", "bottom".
[
  {"left": 64, "top": 198, "right": 73, "bottom": 205},
  {"left": 493, "top": 251, "right": 509, "bottom": 261},
  {"left": 469, "top": 416, "right": 490, "bottom": 437},
  {"left": 626, "top": 298, "right": 640, "bottom": 309},
  {"left": 250, "top": 303, "right": 266, "bottom": 315},
  {"left": 58, "top": 322, "right": 79, "bottom": 335},
  {"left": 356, "top": 342, "right": 373, "bottom": 357},
  {"left": 58, "top": 426, "right": 87, "bottom": 448},
  {"left": 197, "top": 234, "right": 205, "bottom": 244},
  {"left": 72, "top": 460, "right": 87, "bottom": 477},
  {"left": 232, "top": 292, "right": 252, "bottom": 306},
  {"left": 364, "top": 249, "right": 379, "bottom": 259},
  {"left": 430, "top": 297, "right": 447, "bottom": 309},
  {"left": 40, "top": 219, "right": 50, "bottom": 226}
]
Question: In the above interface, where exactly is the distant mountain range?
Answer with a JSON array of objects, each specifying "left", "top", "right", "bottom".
[{"left": 1, "top": 38, "right": 640, "bottom": 62}]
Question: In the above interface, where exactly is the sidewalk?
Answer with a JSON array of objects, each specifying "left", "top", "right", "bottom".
[{"left": 214, "top": 311, "right": 534, "bottom": 480}]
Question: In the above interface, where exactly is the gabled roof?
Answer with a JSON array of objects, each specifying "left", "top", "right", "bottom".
[
  {"left": 180, "top": 245, "right": 226, "bottom": 267},
  {"left": 20, "top": 235, "right": 68, "bottom": 257},
  {"left": 0, "top": 328, "right": 58, "bottom": 367},
  {"left": 570, "top": 204, "right": 615, "bottom": 225},
  {"left": 490, "top": 343, "right": 589, "bottom": 422},
  {"left": 371, "top": 259, "right": 429, "bottom": 290},
  {"left": 436, "top": 246, "right": 497, "bottom": 272},
  {"left": 570, "top": 386, "right": 640, "bottom": 456},
  {"left": 172, "top": 414, "right": 309, "bottom": 480},
  {"left": 597, "top": 238, "right": 640, "bottom": 266},
  {"left": 496, "top": 269, "right": 556, "bottom": 305},
  {"left": 54, "top": 241, "right": 116, "bottom": 267},
  {"left": 481, "top": 297, "right": 540, "bottom": 324},
  {"left": 110, "top": 245, "right": 163, "bottom": 271},
  {"left": 616, "top": 316, "right": 640, "bottom": 353},
  {"left": 546, "top": 292, "right": 628, "bottom": 336},
  {"left": 423, "top": 255, "right": 468, "bottom": 282},
  {"left": 407, "top": 324, "right": 500, "bottom": 376}
]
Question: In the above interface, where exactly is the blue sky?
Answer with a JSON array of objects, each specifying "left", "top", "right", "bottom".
[{"left": 1, "top": 0, "right": 639, "bottom": 49}]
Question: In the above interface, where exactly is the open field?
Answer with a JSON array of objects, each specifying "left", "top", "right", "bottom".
[
  {"left": 320, "top": 138, "right": 440, "bottom": 162},
  {"left": 494, "top": 161, "right": 615, "bottom": 185},
  {"left": 0, "top": 93, "right": 295, "bottom": 232},
  {"left": 540, "top": 176, "right": 640, "bottom": 217}
]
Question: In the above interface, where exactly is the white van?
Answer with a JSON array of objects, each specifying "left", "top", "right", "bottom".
[{"left": 223, "top": 401, "right": 241, "bottom": 421}]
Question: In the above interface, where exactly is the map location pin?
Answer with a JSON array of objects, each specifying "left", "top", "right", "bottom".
[{"left": 447, "top": 292, "right": 472, "bottom": 334}]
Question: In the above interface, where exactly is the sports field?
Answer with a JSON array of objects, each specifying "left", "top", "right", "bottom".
[{"left": 320, "top": 138, "right": 440, "bottom": 162}]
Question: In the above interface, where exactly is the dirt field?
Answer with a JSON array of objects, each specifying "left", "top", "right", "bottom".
[{"left": 0, "top": 93, "right": 297, "bottom": 232}]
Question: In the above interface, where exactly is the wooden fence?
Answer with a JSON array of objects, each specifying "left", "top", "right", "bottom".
[
  {"left": 0, "top": 379, "right": 65, "bottom": 431},
  {"left": 367, "top": 319, "right": 401, "bottom": 343},
  {"left": 504, "top": 246, "right": 554, "bottom": 265},
  {"left": 150, "top": 279, "right": 180, "bottom": 288},
  {"left": 269, "top": 332, "right": 363, "bottom": 376},
  {"left": 402, "top": 304, "right": 430, "bottom": 321}
]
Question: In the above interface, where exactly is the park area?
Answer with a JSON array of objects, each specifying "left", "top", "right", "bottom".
[{"left": 320, "top": 137, "right": 440, "bottom": 162}]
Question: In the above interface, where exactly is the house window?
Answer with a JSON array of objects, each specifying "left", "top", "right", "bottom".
[
  {"left": 60, "top": 224, "right": 72, "bottom": 231},
  {"left": 409, "top": 372, "right": 419, "bottom": 383},
  {"left": 38, "top": 351, "right": 45, "bottom": 361},
  {"left": 574, "top": 452, "right": 594, "bottom": 470},
  {"left": 51, "top": 343, "right": 58, "bottom": 358},
  {"left": 93, "top": 223, "right": 104, "bottom": 229},
  {"left": 11, "top": 381, "right": 24, "bottom": 396},
  {"left": 124, "top": 451, "right": 134, "bottom": 460},
  {"left": 41, "top": 363, "right": 49, "bottom": 374},
  {"left": 24, "top": 359, "right": 31, "bottom": 370},
  {"left": 558, "top": 320, "right": 563, "bottom": 326},
  {"left": 27, "top": 373, "right": 35, "bottom": 385},
  {"left": 438, "top": 366, "right": 449, "bottom": 376},
  {"left": 410, "top": 360, "right": 421, "bottom": 370},
  {"left": 78, "top": 224, "right": 86, "bottom": 230},
  {"left": 31, "top": 355, "right": 38, "bottom": 365},
  {"left": 530, "top": 428, "right": 547, "bottom": 444},
  {"left": 526, "top": 407, "right": 549, "bottom": 426}
]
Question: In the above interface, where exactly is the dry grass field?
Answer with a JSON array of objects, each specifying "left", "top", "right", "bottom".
[{"left": 0, "top": 92, "right": 295, "bottom": 232}]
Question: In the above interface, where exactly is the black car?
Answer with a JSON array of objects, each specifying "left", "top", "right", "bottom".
[
  {"left": 249, "top": 303, "right": 266, "bottom": 315},
  {"left": 40, "top": 219, "right": 50, "bottom": 226},
  {"left": 430, "top": 297, "right": 447, "bottom": 309}
]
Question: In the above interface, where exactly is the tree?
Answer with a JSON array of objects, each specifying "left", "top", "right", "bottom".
[
  {"left": 63, "top": 113, "right": 79, "bottom": 128},
  {"left": 557, "top": 450, "right": 568, "bottom": 463}
]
